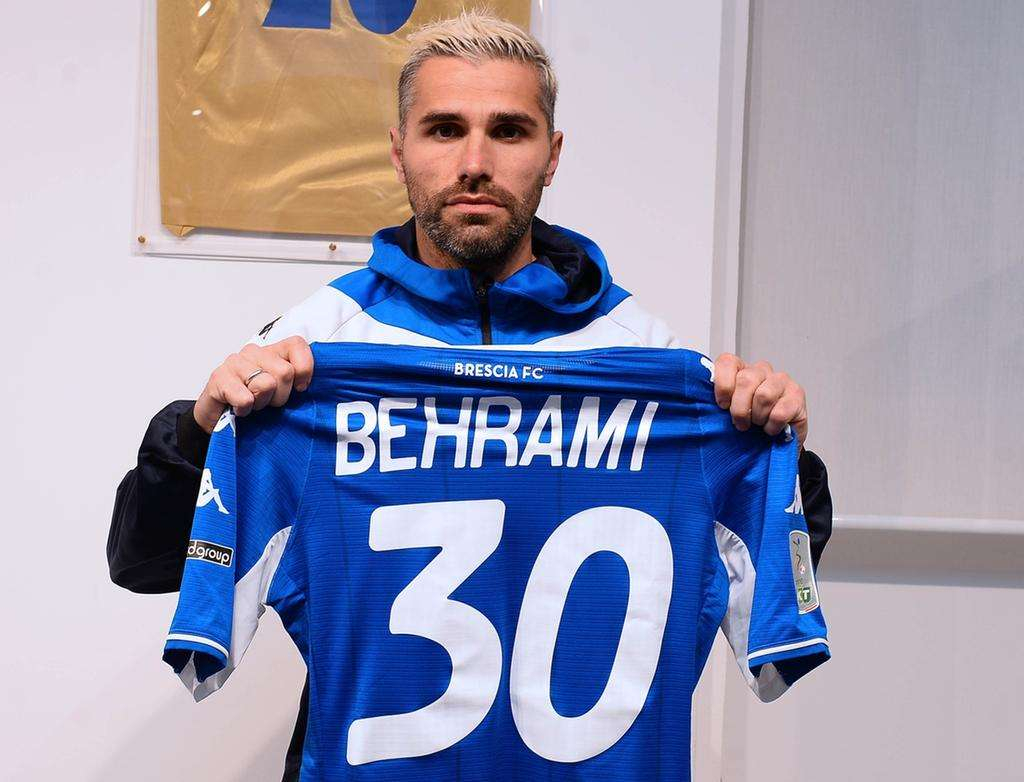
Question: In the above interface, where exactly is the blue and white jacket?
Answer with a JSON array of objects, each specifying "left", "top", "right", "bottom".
[{"left": 251, "top": 219, "right": 680, "bottom": 351}]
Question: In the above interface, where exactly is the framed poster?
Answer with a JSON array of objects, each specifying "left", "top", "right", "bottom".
[{"left": 133, "top": 0, "right": 546, "bottom": 263}]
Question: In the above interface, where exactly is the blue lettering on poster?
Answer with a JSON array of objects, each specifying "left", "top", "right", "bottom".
[
  {"left": 263, "top": 0, "right": 331, "bottom": 29},
  {"left": 264, "top": 0, "right": 418, "bottom": 34},
  {"left": 349, "top": 0, "right": 417, "bottom": 34}
]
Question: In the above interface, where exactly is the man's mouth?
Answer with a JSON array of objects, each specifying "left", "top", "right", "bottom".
[{"left": 445, "top": 194, "right": 505, "bottom": 213}]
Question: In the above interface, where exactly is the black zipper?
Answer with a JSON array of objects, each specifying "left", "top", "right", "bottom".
[{"left": 474, "top": 280, "right": 493, "bottom": 344}]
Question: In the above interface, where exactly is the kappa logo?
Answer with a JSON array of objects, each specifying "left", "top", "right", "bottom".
[
  {"left": 784, "top": 476, "right": 803, "bottom": 515},
  {"left": 257, "top": 315, "right": 281, "bottom": 340},
  {"left": 699, "top": 356, "right": 715, "bottom": 382},
  {"left": 197, "top": 468, "right": 230, "bottom": 515},
  {"left": 214, "top": 410, "right": 236, "bottom": 436},
  {"left": 187, "top": 539, "right": 233, "bottom": 568}
]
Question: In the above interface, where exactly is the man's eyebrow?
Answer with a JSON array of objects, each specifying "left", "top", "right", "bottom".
[
  {"left": 416, "top": 110, "right": 539, "bottom": 127},
  {"left": 418, "top": 111, "right": 465, "bottom": 126},
  {"left": 491, "top": 111, "right": 538, "bottom": 127}
]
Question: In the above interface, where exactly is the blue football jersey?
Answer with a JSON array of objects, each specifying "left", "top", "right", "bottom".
[{"left": 164, "top": 343, "right": 829, "bottom": 781}]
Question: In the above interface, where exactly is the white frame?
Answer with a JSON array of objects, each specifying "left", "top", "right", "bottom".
[
  {"left": 131, "top": 0, "right": 551, "bottom": 265},
  {"left": 835, "top": 515, "right": 1024, "bottom": 535},
  {"left": 710, "top": 0, "right": 750, "bottom": 359},
  {"left": 693, "top": 2, "right": 752, "bottom": 781}
]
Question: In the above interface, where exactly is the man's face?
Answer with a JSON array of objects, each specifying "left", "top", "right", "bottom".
[{"left": 390, "top": 56, "right": 563, "bottom": 273}]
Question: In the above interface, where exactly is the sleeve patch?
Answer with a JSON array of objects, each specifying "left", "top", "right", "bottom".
[
  {"left": 789, "top": 530, "right": 820, "bottom": 614},
  {"left": 186, "top": 539, "right": 234, "bottom": 568}
]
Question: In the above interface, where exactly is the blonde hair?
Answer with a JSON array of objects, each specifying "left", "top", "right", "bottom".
[{"left": 398, "top": 9, "right": 557, "bottom": 134}]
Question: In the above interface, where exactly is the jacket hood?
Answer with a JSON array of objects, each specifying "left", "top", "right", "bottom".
[{"left": 367, "top": 218, "right": 612, "bottom": 316}]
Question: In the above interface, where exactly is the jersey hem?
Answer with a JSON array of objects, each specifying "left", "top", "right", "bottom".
[
  {"left": 748, "top": 636, "right": 829, "bottom": 663},
  {"left": 165, "top": 633, "right": 229, "bottom": 661}
]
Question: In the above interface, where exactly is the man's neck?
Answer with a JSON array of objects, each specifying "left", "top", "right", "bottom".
[{"left": 414, "top": 221, "right": 535, "bottom": 282}]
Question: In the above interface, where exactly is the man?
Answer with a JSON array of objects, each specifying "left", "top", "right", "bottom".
[{"left": 108, "top": 11, "right": 832, "bottom": 780}]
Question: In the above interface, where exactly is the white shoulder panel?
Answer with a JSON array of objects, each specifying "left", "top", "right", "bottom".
[
  {"left": 244, "top": 287, "right": 680, "bottom": 351},
  {"left": 328, "top": 310, "right": 447, "bottom": 346},
  {"left": 247, "top": 286, "right": 365, "bottom": 347},
  {"left": 525, "top": 296, "right": 681, "bottom": 350},
  {"left": 599, "top": 296, "right": 682, "bottom": 348}
]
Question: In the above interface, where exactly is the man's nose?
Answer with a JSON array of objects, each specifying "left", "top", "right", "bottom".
[{"left": 458, "top": 131, "right": 494, "bottom": 183}]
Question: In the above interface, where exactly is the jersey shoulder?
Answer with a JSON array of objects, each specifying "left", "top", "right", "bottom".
[
  {"left": 247, "top": 269, "right": 398, "bottom": 346},
  {"left": 529, "top": 285, "right": 684, "bottom": 350},
  {"left": 247, "top": 272, "right": 695, "bottom": 352},
  {"left": 591, "top": 292, "right": 718, "bottom": 402},
  {"left": 594, "top": 286, "right": 682, "bottom": 348}
]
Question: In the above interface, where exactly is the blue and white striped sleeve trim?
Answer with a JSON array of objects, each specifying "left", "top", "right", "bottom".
[
  {"left": 165, "top": 633, "right": 230, "bottom": 664},
  {"left": 747, "top": 637, "right": 830, "bottom": 666}
]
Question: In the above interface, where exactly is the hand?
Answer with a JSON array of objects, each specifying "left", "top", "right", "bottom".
[
  {"left": 193, "top": 336, "right": 315, "bottom": 434},
  {"left": 712, "top": 353, "right": 809, "bottom": 447}
]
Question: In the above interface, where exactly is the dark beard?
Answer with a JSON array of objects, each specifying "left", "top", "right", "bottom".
[{"left": 406, "top": 173, "right": 545, "bottom": 277}]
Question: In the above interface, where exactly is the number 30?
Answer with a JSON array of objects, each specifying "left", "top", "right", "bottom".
[{"left": 346, "top": 499, "right": 674, "bottom": 766}]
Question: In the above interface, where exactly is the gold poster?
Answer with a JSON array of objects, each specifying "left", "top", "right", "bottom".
[{"left": 158, "top": 1, "right": 531, "bottom": 237}]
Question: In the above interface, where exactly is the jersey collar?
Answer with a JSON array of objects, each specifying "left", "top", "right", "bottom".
[{"left": 367, "top": 218, "right": 612, "bottom": 316}]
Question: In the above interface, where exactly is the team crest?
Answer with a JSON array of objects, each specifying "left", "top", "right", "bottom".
[{"left": 789, "top": 530, "right": 820, "bottom": 614}]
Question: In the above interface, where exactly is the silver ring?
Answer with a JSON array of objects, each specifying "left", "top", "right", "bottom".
[{"left": 243, "top": 368, "right": 265, "bottom": 388}]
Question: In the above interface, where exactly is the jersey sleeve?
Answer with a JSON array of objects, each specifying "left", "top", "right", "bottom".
[
  {"left": 162, "top": 404, "right": 313, "bottom": 702},
  {"left": 699, "top": 405, "right": 831, "bottom": 703}
]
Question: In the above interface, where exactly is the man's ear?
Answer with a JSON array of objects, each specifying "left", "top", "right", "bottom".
[
  {"left": 389, "top": 127, "right": 406, "bottom": 184},
  {"left": 544, "top": 130, "right": 564, "bottom": 186}
]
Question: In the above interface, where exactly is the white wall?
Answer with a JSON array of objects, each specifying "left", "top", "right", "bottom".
[
  {"left": 544, "top": 2, "right": 724, "bottom": 350},
  {"left": 0, "top": 2, "right": 727, "bottom": 779},
  {"left": 728, "top": 1, "right": 1024, "bottom": 779}
]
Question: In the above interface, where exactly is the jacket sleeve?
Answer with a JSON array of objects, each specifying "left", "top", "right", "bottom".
[
  {"left": 107, "top": 400, "right": 211, "bottom": 594},
  {"left": 798, "top": 449, "right": 833, "bottom": 569}
]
